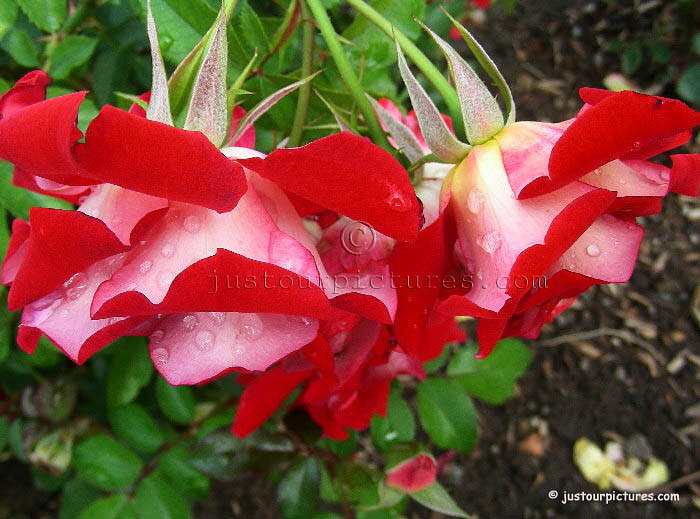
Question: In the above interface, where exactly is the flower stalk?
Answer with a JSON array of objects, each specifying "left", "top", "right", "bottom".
[{"left": 288, "top": 0, "right": 315, "bottom": 147}]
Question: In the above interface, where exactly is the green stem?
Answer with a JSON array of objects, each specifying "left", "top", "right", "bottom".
[
  {"left": 305, "top": 0, "right": 390, "bottom": 151},
  {"left": 256, "top": 0, "right": 300, "bottom": 72},
  {"left": 288, "top": 0, "right": 315, "bottom": 147},
  {"left": 344, "top": 0, "right": 466, "bottom": 141}
]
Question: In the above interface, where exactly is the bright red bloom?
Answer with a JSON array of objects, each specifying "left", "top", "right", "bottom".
[{"left": 0, "top": 72, "right": 423, "bottom": 387}]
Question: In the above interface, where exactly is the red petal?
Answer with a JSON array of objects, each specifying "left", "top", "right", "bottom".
[
  {"left": 92, "top": 248, "right": 330, "bottom": 319},
  {"left": 0, "top": 92, "right": 93, "bottom": 185},
  {"left": 238, "top": 132, "right": 421, "bottom": 242},
  {"left": 669, "top": 154, "right": 700, "bottom": 197},
  {"left": 8, "top": 209, "right": 128, "bottom": 311},
  {"left": 550, "top": 91, "right": 700, "bottom": 186},
  {"left": 228, "top": 105, "right": 256, "bottom": 148},
  {"left": 386, "top": 454, "right": 437, "bottom": 493},
  {"left": 74, "top": 106, "right": 247, "bottom": 212},
  {"left": 231, "top": 365, "right": 312, "bottom": 437},
  {"left": 0, "top": 70, "right": 51, "bottom": 118}
]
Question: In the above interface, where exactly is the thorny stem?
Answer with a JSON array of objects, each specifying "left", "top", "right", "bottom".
[
  {"left": 305, "top": 0, "right": 391, "bottom": 152},
  {"left": 344, "top": 0, "right": 467, "bottom": 141},
  {"left": 287, "top": 0, "right": 315, "bottom": 147},
  {"left": 255, "top": 0, "right": 301, "bottom": 73}
]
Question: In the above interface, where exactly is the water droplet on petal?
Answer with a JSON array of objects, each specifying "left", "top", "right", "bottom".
[
  {"left": 631, "top": 141, "right": 640, "bottom": 150},
  {"left": 476, "top": 231, "right": 502, "bottom": 253},
  {"left": 209, "top": 312, "right": 226, "bottom": 324},
  {"left": 112, "top": 216, "right": 123, "bottom": 226},
  {"left": 195, "top": 330, "right": 215, "bottom": 351},
  {"left": 287, "top": 315, "right": 313, "bottom": 326},
  {"left": 157, "top": 271, "right": 172, "bottom": 289},
  {"left": 268, "top": 232, "right": 310, "bottom": 274},
  {"left": 466, "top": 189, "right": 485, "bottom": 214},
  {"left": 63, "top": 272, "right": 88, "bottom": 301},
  {"left": 586, "top": 244, "right": 601, "bottom": 257},
  {"left": 613, "top": 239, "right": 620, "bottom": 246},
  {"left": 152, "top": 347, "right": 169, "bottom": 365},
  {"left": 139, "top": 260, "right": 153, "bottom": 273},
  {"left": 182, "top": 215, "right": 201, "bottom": 233},
  {"left": 151, "top": 329, "right": 165, "bottom": 343},
  {"left": 182, "top": 314, "right": 199, "bottom": 331},
  {"left": 659, "top": 170, "right": 670, "bottom": 182},
  {"left": 239, "top": 314, "right": 263, "bottom": 341},
  {"left": 161, "top": 244, "right": 175, "bottom": 257},
  {"left": 386, "top": 189, "right": 410, "bottom": 212}
]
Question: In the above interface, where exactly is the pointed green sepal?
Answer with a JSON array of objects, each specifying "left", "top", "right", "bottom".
[
  {"left": 441, "top": 8, "right": 516, "bottom": 125},
  {"left": 420, "top": 21, "right": 503, "bottom": 145},
  {"left": 145, "top": 0, "right": 173, "bottom": 125},
  {"left": 184, "top": 5, "right": 229, "bottom": 147},
  {"left": 366, "top": 95, "right": 425, "bottom": 163},
  {"left": 395, "top": 42, "right": 471, "bottom": 163}
]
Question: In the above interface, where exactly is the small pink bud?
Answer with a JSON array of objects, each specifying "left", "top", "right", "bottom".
[{"left": 386, "top": 454, "right": 437, "bottom": 493}]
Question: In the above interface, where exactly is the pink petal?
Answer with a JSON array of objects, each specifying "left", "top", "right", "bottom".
[
  {"left": 149, "top": 312, "right": 319, "bottom": 385},
  {"left": 17, "top": 255, "right": 147, "bottom": 363},
  {"left": 78, "top": 184, "right": 168, "bottom": 245},
  {"left": 552, "top": 214, "right": 644, "bottom": 283},
  {"left": 12, "top": 168, "right": 93, "bottom": 204},
  {"left": 8, "top": 208, "right": 129, "bottom": 311}
]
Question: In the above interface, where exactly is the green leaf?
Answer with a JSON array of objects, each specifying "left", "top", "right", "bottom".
[
  {"left": 2, "top": 29, "right": 39, "bottom": 67},
  {"left": 0, "top": 416, "right": 9, "bottom": 452},
  {"left": 317, "top": 430, "right": 356, "bottom": 456},
  {"left": 693, "top": 32, "right": 700, "bottom": 56},
  {"left": 78, "top": 494, "right": 136, "bottom": 519},
  {"left": 411, "top": 483, "right": 470, "bottom": 518},
  {"left": 73, "top": 435, "right": 144, "bottom": 491},
  {"left": 647, "top": 41, "right": 670, "bottom": 64},
  {"left": 8, "top": 418, "right": 26, "bottom": 461},
  {"left": 0, "top": 1, "right": 18, "bottom": 40},
  {"left": 158, "top": 445, "right": 210, "bottom": 500},
  {"left": 371, "top": 392, "right": 416, "bottom": 451},
  {"left": 48, "top": 35, "right": 98, "bottom": 80},
  {"left": 423, "top": 344, "right": 451, "bottom": 374},
  {"left": 109, "top": 403, "right": 165, "bottom": 454},
  {"left": 134, "top": 470, "right": 192, "bottom": 519},
  {"left": 447, "top": 339, "right": 532, "bottom": 405},
  {"left": 156, "top": 376, "right": 195, "bottom": 425},
  {"left": 278, "top": 457, "right": 320, "bottom": 519},
  {"left": 621, "top": 44, "right": 643, "bottom": 75},
  {"left": 334, "top": 461, "right": 380, "bottom": 506},
  {"left": 677, "top": 63, "right": 700, "bottom": 105},
  {"left": 16, "top": 0, "right": 66, "bottom": 32},
  {"left": 59, "top": 477, "right": 102, "bottom": 519},
  {"left": 232, "top": 0, "right": 269, "bottom": 54},
  {"left": 416, "top": 377, "right": 477, "bottom": 453},
  {"left": 106, "top": 337, "right": 154, "bottom": 409}
]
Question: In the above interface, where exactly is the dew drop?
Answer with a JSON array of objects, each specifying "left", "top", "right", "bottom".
[
  {"left": 386, "top": 190, "right": 410, "bottom": 212},
  {"left": 466, "top": 189, "right": 485, "bottom": 214},
  {"left": 239, "top": 314, "right": 263, "bottom": 341},
  {"left": 287, "top": 315, "right": 313, "bottom": 326},
  {"left": 195, "top": 330, "right": 215, "bottom": 352},
  {"left": 161, "top": 244, "right": 175, "bottom": 257},
  {"left": 182, "top": 215, "right": 201, "bottom": 233},
  {"left": 152, "top": 347, "right": 169, "bottom": 365},
  {"left": 586, "top": 244, "right": 601, "bottom": 257},
  {"left": 112, "top": 216, "right": 123, "bottom": 226},
  {"left": 182, "top": 314, "right": 199, "bottom": 331},
  {"left": 659, "top": 170, "right": 670, "bottom": 182},
  {"left": 157, "top": 271, "right": 173, "bottom": 289},
  {"left": 476, "top": 231, "right": 502, "bottom": 253},
  {"left": 151, "top": 329, "right": 165, "bottom": 343},
  {"left": 631, "top": 141, "right": 640, "bottom": 150},
  {"left": 139, "top": 260, "right": 153, "bottom": 273},
  {"left": 209, "top": 312, "right": 226, "bottom": 324},
  {"left": 63, "top": 272, "right": 88, "bottom": 301}
]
